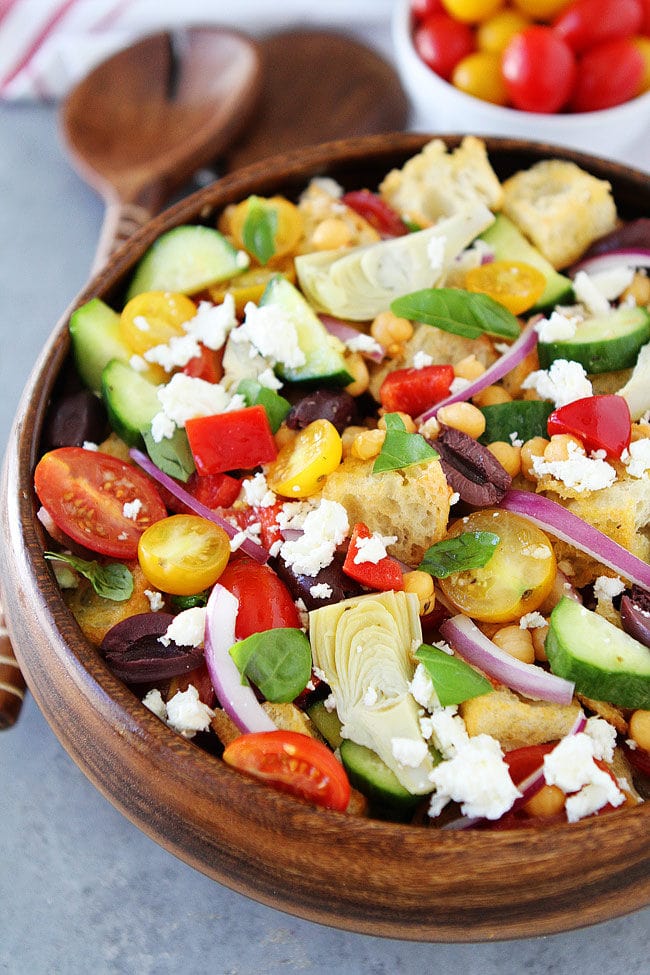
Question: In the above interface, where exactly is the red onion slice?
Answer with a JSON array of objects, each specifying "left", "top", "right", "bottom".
[
  {"left": 417, "top": 320, "right": 539, "bottom": 425},
  {"left": 500, "top": 489, "right": 650, "bottom": 589},
  {"left": 570, "top": 248, "right": 650, "bottom": 277},
  {"left": 129, "top": 448, "right": 269, "bottom": 564},
  {"left": 204, "top": 583, "right": 276, "bottom": 734},
  {"left": 439, "top": 614, "right": 575, "bottom": 705},
  {"left": 319, "top": 314, "right": 386, "bottom": 362}
]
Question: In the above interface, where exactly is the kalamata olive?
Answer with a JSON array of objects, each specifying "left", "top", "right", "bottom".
[
  {"left": 582, "top": 219, "right": 650, "bottom": 257},
  {"left": 435, "top": 425, "right": 511, "bottom": 506},
  {"left": 273, "top": 552, "right": 363, "bottom": 610},
  {"left": 42, "top": 389, "right": 108, "bottom": 450},
  {"left": 100, "top": 612, "right": 205, "bottom": 683},
  {"left": 286, "top": 388, "right": 357, "bottom": 433},
  {"left": 620, "top": 587, "right": 650, "bottom": 649}
]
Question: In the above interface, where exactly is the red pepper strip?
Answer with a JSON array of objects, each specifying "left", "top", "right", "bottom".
[
  {"left": 217, "top": 500, "right": 285, "bottom": 551},
  {"left": 342, "top": 522, "right": 404, "bottom": 591},
  {"left": 182, "top": 343, "right": 224, "bottom": 384},
  {"left": 379, "top": 364, "right": 455, "bottom": 417},
  {"left": 341, "top": 189, "right": 409, "bottom": 238},
  {"left": 547, "top": 394, "right": 631, "bottom": 459},
  {"left": 185, "top": 404, "right": 277, "bottom": 475}
]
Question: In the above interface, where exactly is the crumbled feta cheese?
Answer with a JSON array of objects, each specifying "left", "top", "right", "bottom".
[
  {"left": 449, "top": 491, "right": 460, "bottom": 506},
  {"left": 229, "top": 524, "right": 262, "bottom": 552},
  {"left": 521, "top": 359, "right": 593, "bottom": 407},
  {"left": 129, "top": 354, "right": 148, "bottom": 373},
  {"left": 345, "top": 332, "right": 384, "bottom": 356},
  {"left": 392, "top": 736, "right": 430, "bottom": 768},
  {"left": 564, "top": 778, "right": 624, "bottom": 823},
  {"left": 543, "top": 732, "right": 624, "bottom": 822},
  {"left": 575, "top": 266, "right": 635, "bottom": 306},
  {"left": 409, "top": 663, "right": 438, "bottom": 711},
  {"left": 534, "top": 310, "right": 580, "bottom": 344},
  {"left": 279, "top": 499, "right": 349, "bottom": 576},
  {"left": 122, "top": 498, "right": 143, "bottom": 521},
  {"left": 509, "top": 432, "right": 523, "bottom": 448},
  {"left": 240, "top": 471, "right": 277, "bottom": 508},
  {"left": 323, "top": 692, "right": 337, "bottom": 713},
  {"left": 531, "top": 439, "right": 616, "bottom": 492},
  {"left": 428, "top": 734, "right": 521, "bottom": 820},
  {"left": 144, "top": 589, "right": 164, "bottom": 612},
  {"left": 310, "top": 582, "right": 333, "bottom": 600},
  {"left": 622, "top": 438, "right": 650, "bottom": 478},
  {"left": 231, "top": 301, "right": 306, "bottom": 369},
  {"left": 449, "top": 376, "right": 470, "bottom": 395},
  {"left": 352, "top": 531, "right": 397, "bottom": 565},
  {"left": 166, "top": 684, "right": 214, "bottom": 738},
  {"left": 158, "top": 607, "right": 206, "bottom": 648},
  {"left": 593, "top": 575, "right": 625, "bottom": 603},
  {"left": 426, "top": 706, "right": 470, "bottom": 760},
  {"left": 256, "top": 367, "right": 284, "bottom": 390},
  {"left": 519, "top": 611, "right": 546, "bottom": 629},
  {"left": 412, "top": 350, "right": 434, "bottom": 369},
  {"left": 585, "top": 716, "right": 617, "bottom": 764},
  {"left": 572, "top": 270, "right": 611, "bottom": 316},
  {"left": 142, "top": 688, "right": 167, "bottom": 721},
  {"left": 150, "top": 373, "right": 244, "bottom": 441},
  {"left": 145, "top": 333, "right": 201, "bottom": 372},
  {"left": 184, "top": 295, "right": 237, "bottom": 350},
  {"left": 133, "top": 314, "right": 150, "bottom": 332},
  {"left": 82, "top": 441, "right": 99, "bottom": 451}
]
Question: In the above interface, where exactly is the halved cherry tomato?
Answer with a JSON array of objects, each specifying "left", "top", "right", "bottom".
[
  {"left": 340, "top": 190, "right": 408, "bottom": 238},
  {"left": 223, "top": 730, "right": 351, "bottom": 811},
  {"left": 208, "top": 261, "right": 297, "bottom": 317},
  {"left": 138, "top": 514, "right": 231, "bottom": 595},
  {"left": 119, "top": 291, "right": 196, "bottom": 357},
  {"left": 414, "top": 12, "right": 475, "bottom": 80},
  {"left": 267, "top": 419, "right": 342, "bottom": 499},
  {"left": 185, "top": 405, "right": 277, "bottom": 476},
  {"left": 501, "top": 26, "right": 576, "bottom": 112},
  {"left": 547, "top": 394, "right": 631, "bottom": 458},
  {"left": 218, "top": 556, "right": 301, "bottom": 638},
  {"left": 552, "top": 0, "right": 643, "bottom": 54},
  {"left": 438, "top": 509, "right": 556, "bottom": 623},
  {"left": 228, "top": 196, "right": 303, "bottom": 265},
  {"left": 568, "top": 38, "right": 645, "bottom": 112},
  {"left": 504, "top": 742, "right": 556, "bottom": 784},
  {"left": 218, "top": 499, "right": 285, "bottom": 552},
  {"left": 379, "top": 364, "right": 454, "bottom": 417},
  {"left": 342, "top": 522, "right": 405, "bottom": 592},
  {"left": 465, "top": 260, "right": 546, "bottom": 315},
  {"left": 34, "top": 446, "right": 167, "bottom": 559}
]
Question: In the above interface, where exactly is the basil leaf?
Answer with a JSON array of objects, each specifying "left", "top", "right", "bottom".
[
  {"left": 229, "top": 628, "right": 312, "bottom": 703},
  {"left": 172, "top": 591, "right": 209, "bottom": 610},
  {"left": 373, "top": 413, "right": 438, "bottom": 473},
  {"left": 237, "top": 378, "right": 291, "bottom": 433},
  {"left": 415, "top": 643, "right": 492, "bottom": 707},
  {"left": 242, "top": 196, "right": 278, "bottom": 265},
  {"left": 142, "top": 427, "right": 195, "bottom": 482},
  {"left": 45, "top": 551, "right": 134, "bottom": 602},
  {"left": 418, "top": 531, "right": 500, "bottom": 578},
  {"left": 391, "top": 288, "right": 521, "bottom": 339}
]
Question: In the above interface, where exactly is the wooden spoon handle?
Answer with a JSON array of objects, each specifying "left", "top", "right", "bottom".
[
  {"left": 0, "top": 599, "right": 27, "bottom": 729},
  {"left": 91, "top": 200, "right": 156, "bottom": 275}
]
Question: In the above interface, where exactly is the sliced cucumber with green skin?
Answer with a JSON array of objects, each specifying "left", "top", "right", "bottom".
[
  {"left": 478, "top": 399, "right": 553, "bottom": 446},
  {"left": 306, "top": 700, "right": 344, "bottom": 749},
  {"left": 101, "top": 359, "right": 161, "bottom": 446},
  {"left": 258, "top": 275, "right": 352, "bottom": 385},
  {"left": 69, "top": 298, "right": 131, "bottom": 394},
  {"left": 546, "top": 596, "right": 650, "bottom": 709},
  {"left": 479, "top": 214, "right": 573, "bottom": 311},
  {"left": 339, "top": 740, "right": 422, "bottom": 817},
  {"left": 537, "top": 306, "right": 650, "bottom": 374},
  {"left": 126, "top": 225, "right": 249, "bottom": 299}
]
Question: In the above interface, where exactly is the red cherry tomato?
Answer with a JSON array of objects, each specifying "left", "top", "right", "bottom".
[
  {"left": 379, "top": 363, "right": 454, "bottom": 417},
  {"left": 217, "top": 556, "right": 301, "bottom": 638},
  {"left": 411, "top": 0, "right": 445, "bottom": 20},
  {"left": 569, "top": 38, "right": 645, "bottom": 111},
  {"left": 501, "top": 26, "right": 577, "bottom": 112},
  {"left": 182, "top": 343, "right": 224, "bottom": 384},
  {"left": 413, "top": 12, "right": 475, "bottom": 80},
  {"left": 223, "top": 730, "right": 351, "bottom": 811},
  {"left": 623, "top": 739, "right": 650, "bottom": 778},
  {"left": 340, "top": 190, "right": 408, "bottom": 238},
  {"left": 640, "top": 0, "right": 650, "bottom": 33},
  {"left": 504, "top": 742, "right": 556, "bottom": 785},
  {"left": 34, "top": 446, "right": 167, "bottom": 559},
  {"left": 553, "top": 0, "right": 643, "bottom": 54},
  {"left": 547, "top": 394, "right": 631, "bottom": 458},
  {"left": 218, "top": 499, "right": 285, "bottom": 551}
]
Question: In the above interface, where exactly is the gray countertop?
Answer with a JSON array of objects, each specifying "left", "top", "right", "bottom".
[{"left": 1, "top": 76, "right": 649, "bottom": 975}]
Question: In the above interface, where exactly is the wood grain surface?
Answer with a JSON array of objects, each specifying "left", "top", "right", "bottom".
[{"left": 1, "top": 135, "right": 648, "bottom": 941}]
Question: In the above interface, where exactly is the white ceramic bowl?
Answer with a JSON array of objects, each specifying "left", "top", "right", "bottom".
[{"left": 392, "top": 0, "right": 650, "bottom": 171}]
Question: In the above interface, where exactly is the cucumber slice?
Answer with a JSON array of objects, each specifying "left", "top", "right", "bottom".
[
  {"left": 537, "top": 306, "right": 650, "bottom": 374},
  {"left": 306, "top": 700, "right": 344, "bottom": 749},
  {"left": 479, "top": 214, "right": 573, "bottom": 311},
  {"left": 126, "top": 225, "right": 249, "bottom": 299},
  {"left": 69, "top": 298, "right": 131, "bottom": 394},
  {"left": 546, "top": 596, "right": 650, "bottom": 709},
  {"left": 339, "top": 740, "right": 421, "bottom": 817},
  {"left": 101, "top": 359, "right": 161, "bottom": 446},
  {"left": 258, "top": 275, "right": 352, "bottom": 385},
  {"left": 478, "top": 399, "right": 553, "bottom": 446}
]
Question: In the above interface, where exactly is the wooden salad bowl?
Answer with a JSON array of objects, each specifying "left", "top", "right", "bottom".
[{"left": 2, "top": 134, "right": 649, "bottom": 942}]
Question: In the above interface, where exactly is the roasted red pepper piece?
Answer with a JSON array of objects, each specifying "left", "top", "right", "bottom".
[
  {"left": 185, "top": 404, "right": 277, "bottom": 475},
  {"left": 546, "top": 394, "right": 631, "bottom": 458},
  {"left": 182, "top": 343, "right": 224, "bottom": 384},
  {"left": 379, "top": 364, "right": 454, "bottom": 417},
  {"left": 342, "top": 522, "right": 404, "bottom": 591},
  {"left": 341, "top": 189, "right": 409, "bottom": 238}
]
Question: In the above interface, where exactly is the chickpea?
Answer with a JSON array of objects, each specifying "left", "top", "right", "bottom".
[
  {"left": 487, "top": 441, "right": 521, "bottom": 478},
  {"left": 436, "top": 401, "right": 486, "bottom": 440},
  {"left": 351, "top": 428, "right": 385, "bottom": 460},
  {"left": 531, "top": 624, "right": 549, "bottom": 662},
  {"left": 543, "top": 434, "right": 585, "bottom": 463},
  {"left": 454, "top": 354, "right": 486, "bottom": 382},
  {"left": 524, "top": 784, "right": 566, "bottom": 819},
  {"left": 622, "top": 270, "right": 650, "bottom": 307},
  {"left": 418, "top": 416, "right": 441, "bottom": 440},
  {"left": 472, "top": 384, "right": 512, "bottom": 407},
  {"left": 403, "top": 571, "right": 436, "bottom": 616},
  {"left": 311, "top": 217, "right": 353, "bottom": 250},
  {"left": 341, "top": 424, "right": 368, "bottom": 456},
  {"left": 378, "top": 411, "right": 416, "bottom": 433},
  {"left": 344, "top": 352, "right": 369, "bottom": 397},
  {"left": 370, "top": 311, "right": 413, "bottom": 355},
  {"left": 629, "top": 710, "right": 650, "bottom": 752},
  {"left": 520, "top": 436, "right": 549, "bottom": 481},
  {"left": 492, "top": 625, "right": 535, "bottom": 664}
]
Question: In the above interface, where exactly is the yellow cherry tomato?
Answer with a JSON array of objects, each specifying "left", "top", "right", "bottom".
[
  {"left": 228, "top": 195, "right": 304, "bottom": 266},
  {"left": 267, "top": 419, "right": 342, "bottom": 498},
  {"left": 138, "top": 514, "right": 231, "bottom": 595},
  {"left": 439, "top": 509, "right": 557, "bottom": 624},
  {"left": 465, "top": 260, "right": 547, "bottom": 315},
  {"left": 477, "top": 9, "right": 531, "bottom": 53},
  {"left": 452, "top": 52, "right": 509, "bottom": 104},
  {"left": 633, "top": 37, "right": 650, "bottom": 94},
  {"left": 441, "top": 0, "right": 505, "bottom": 23},
  {"left": 511, "top": 0, "right": 571, "bottom": 20},
  {"left": 120, "top": 291, "right": 197, "bottom": 357}
]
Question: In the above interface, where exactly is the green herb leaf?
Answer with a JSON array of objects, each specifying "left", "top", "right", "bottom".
[
  {"left": 142, "top": 427, "right": 195, "bottom": 482},
  {"left": 391, "top": 288, "right": 521, "bottom": 340},
  {"left": 237, "top": 378, "right": 291, "bottom": 433},
  {"left": 229, "top": 628, "right": 312, "bottom": 702},
  {"left": 242, "top": 196, "right": 278, "bottom": 265},
  {"left": 372, "top": 413, "right": 438, "bottom": 473},
  {"left": 44, "top": 551, "right": 134, "bottom": 602},
  {"left": 171, "top": 591, "right": 209, "bottom": 610},
  {"left": 415, "top": 643, "right": 492, "bottom": 707},
  {"left": 418, "top": 531, "right": 500, "bottom": 578}
]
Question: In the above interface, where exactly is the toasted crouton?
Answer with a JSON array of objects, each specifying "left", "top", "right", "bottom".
[
  {"left": 63, "top": 563, "right": 160, "bottom": 646},
  {"left": 460, "top": 685, "right": 582, "bottom": 750},
  {"left": 501, "top": 159, "right": 617, "bottom": 269}
]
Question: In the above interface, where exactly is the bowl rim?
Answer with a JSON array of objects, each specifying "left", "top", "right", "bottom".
[{"left": 2, "top": 132, "right": 649, "bottom": 943}]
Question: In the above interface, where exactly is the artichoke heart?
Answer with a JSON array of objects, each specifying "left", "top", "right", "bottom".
[
  {"left": 309, "top": 590, "right": 435, "bottom": 795},
  {"left": 295, "top": 204, "right": 495, "bottom": 322}
]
